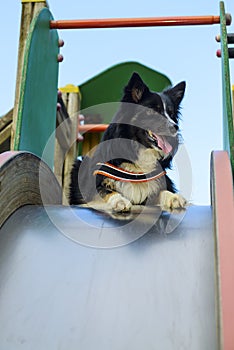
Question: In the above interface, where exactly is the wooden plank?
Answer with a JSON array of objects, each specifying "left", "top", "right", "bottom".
[
  {"left": 54, "top": 92, "right": 71, "bottom": 187},
  {"left": 11, "top": 3, "right": 33, "bottom": 149},
  {"left": 62, "top": 92, "right": 80, "bottom": 204},
  {"left": 81, "top": 133, "right": 91, "bottom": 156},
  {"left": 54, "top": 139, "right": 64, "bottom": 187},
  {"left": 56, "top": 93, "right": 72, "bottom": 150},
  {"left": 22, "top": 0, "right": 47, "bottom": 3},
  {"left": 32, "top": 1, "right": 47, "bottom": 17},
  {"left": 0, "top": 123, "right": 12, "bottom": 145},
  {"left": 54, "top": 92, "right": 65, "bottom": 187},
  {"left": 0, "top": 108, "right": 13, "bottom": 132},
  {"left": 211, "top": 150, "right": 234, "bottom": 350},
  {"left": 13, "top": 8, "right": 59, "bottom": 168},
  {"left": 90, "top": 133, "right": 100, "bottom": 154},
  {"left": 11, "top": 1, "right": 47, "bottom": 149}
]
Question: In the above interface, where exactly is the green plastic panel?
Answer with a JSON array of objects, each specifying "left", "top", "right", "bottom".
[
  {"left": 219, "top": 1, "right": 234, "bottom": 173},
  {"left": 79, "top": 61, "right": 171, "bottom": 124},
  {"left": 14, "top": 8, "right": 59, "bottom": 168}
]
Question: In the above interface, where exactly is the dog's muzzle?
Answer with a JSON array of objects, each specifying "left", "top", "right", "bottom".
[{"left": 148, "top": 130, "right": 172, "bottom": 154}]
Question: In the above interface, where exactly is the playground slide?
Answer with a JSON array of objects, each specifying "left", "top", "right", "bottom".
[
  {"left": 0, "top": 205, "right": 216, "bottom": 350},
  {"left": 0, "top": 150, "right": 233, "bottom": 350}
]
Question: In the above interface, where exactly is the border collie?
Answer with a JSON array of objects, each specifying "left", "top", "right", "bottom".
[{"left": 69, "top": 72, "right": 187, "bottom": 213}]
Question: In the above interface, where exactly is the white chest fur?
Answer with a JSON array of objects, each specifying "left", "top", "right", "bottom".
[{"left": 114, "top": 148, "right": 165, "bottom": 204}]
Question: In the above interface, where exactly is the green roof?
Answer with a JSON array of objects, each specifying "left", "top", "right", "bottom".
[{"left": 79, "top": 61, "right": 171, "bottom": 124}]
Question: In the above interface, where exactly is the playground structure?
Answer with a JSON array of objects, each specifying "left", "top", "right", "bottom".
[{"left": 0, "top": 1, "right": 234, "bottom": 349}]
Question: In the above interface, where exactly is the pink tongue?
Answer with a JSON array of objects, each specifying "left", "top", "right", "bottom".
[{"left": 156, "top": 135, "right": 172, "bottom": 154}]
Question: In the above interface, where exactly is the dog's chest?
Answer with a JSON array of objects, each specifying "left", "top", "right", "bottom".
[
  {"left": 104, "top": 148, "right": 165, "bottom": 204},
  {"left": 116, "top": 180, "right": 163, "bottom": 204}
]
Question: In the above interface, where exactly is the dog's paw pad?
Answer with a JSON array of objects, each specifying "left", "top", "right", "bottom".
[
  {"left": 160, "top": 191, "right": 187, "bottom": 211},
  {"left": 108, "top": 193, "right": 132, "bottom": 212}
]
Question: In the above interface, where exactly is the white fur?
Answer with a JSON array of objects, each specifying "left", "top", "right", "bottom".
[
  {"left": 107, "top": 193, "right": 132, "bottom": 212},
  {"left": 116, "top": 181, "right": 161, "bottom": 205},
  {"left": 159, "top": 190, "right": 187, "bottom": 211},
  {"left": 108, "top": 148, "right": 165, "bottom": 206},
  {"left": 103, "top": 146, "right": 187, "bottom": 212},
  {"left": 121, "top": 148, "right": 162, "bottom": 173},
  {"left": 162, "top": 100, "right": 177, "bottom": 126}
]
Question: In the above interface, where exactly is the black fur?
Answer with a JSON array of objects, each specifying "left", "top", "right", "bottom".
[{"left": 69, "top": 72, "right": 186, "bottom": 211}]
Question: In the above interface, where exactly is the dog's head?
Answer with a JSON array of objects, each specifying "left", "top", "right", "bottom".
[{"left": 116, "top": 72, "right": 186, "bottom": 160}]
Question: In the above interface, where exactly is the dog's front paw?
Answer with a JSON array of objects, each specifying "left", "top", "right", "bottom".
[
  {"left": 159, "top": 190, "right": 187, "bottom": 212},
  {"left": 107, "top": 193, "right": 132, "bottom": 212}
]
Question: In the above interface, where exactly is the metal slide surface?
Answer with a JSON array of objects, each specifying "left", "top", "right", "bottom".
[{"left": 0, "top": 205, "right": 217, "bottom": 350}]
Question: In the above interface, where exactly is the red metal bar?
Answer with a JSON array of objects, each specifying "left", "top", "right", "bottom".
[
  {"left": 50, "top": 14, "right": 231, "bottom": 30},
  {"left": 78, "top": 123, "right": 108, "bottom": 135}
]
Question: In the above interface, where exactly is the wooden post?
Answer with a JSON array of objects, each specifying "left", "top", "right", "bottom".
[
  {"left": 63, "top": 92, "right": 80, "bottom": 204},
  {"left": 54, "top": 105, "right": 66, "bottom": 187},
  {"left": 11, "top": 0, "right": 47, "bottom": 149},
  {"left": 54, "top": 85, "right": 80, "bottom": 205},
  {"left": 0, "top": 109, "right": 13, "bottom": 150},
  {"left": 54, "top": 91, "right": 72, "bottom": 188}
]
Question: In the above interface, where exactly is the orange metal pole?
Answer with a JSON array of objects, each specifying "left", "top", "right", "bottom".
[
  {"left": 78, "top": 124, "right": 109, "bottom": 135},
  {"left": 50, "top": 14, "right": 231, "bottom": 30}
]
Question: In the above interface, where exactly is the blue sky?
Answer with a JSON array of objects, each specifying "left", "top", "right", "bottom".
[{"left": 1, "top": 0, "right": 234, "bottom": 204}]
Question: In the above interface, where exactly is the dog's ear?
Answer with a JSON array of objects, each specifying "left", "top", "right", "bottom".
[
  {"left": 165, "top": 81, "right": 186, "bottom": 107},
  {"left": 122, "top": 72, "right": 149, "bottom": 103}
]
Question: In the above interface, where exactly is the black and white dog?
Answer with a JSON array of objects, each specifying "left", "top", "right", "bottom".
[{"left": 69, "top": 72, "right": 187, "bottom": 212}]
